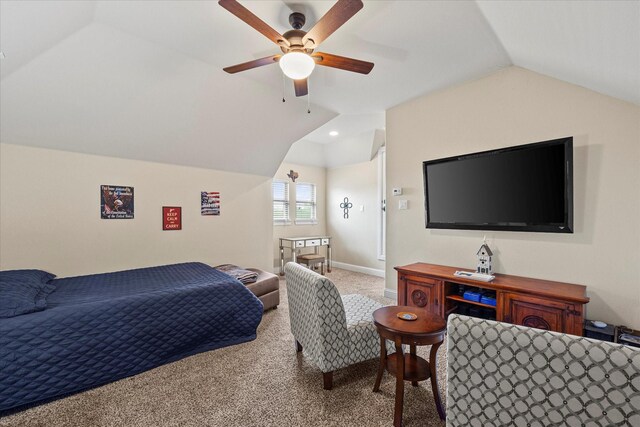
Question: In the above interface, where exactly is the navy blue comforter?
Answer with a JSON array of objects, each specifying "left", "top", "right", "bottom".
[{"left": 0, "top": 262, "right": 263, "bottom": 412}]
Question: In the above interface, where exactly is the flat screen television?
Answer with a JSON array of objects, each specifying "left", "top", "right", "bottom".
[{"left": 423, "top": 137, "right": 573, "bottom": 233}]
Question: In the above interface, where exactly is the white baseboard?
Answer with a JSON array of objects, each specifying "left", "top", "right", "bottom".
[
  {"left": 276, "top": 260, "right": 392, "bottom": 300},
  {"left": 330, "top": 261, "right": 385, "bottom": 278},
  {"left": 384, "top": 288, "right": 398, "bottom": 302},
  {"left": 274, "top": 261, "right": 386, "bottom": 280}
]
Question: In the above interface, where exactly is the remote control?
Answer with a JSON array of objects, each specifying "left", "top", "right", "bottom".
[{"left": 454, "top": 270, "right": 495, "bottom": 282}]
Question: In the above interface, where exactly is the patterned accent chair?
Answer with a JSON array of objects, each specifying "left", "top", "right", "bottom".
[
  {"left": 446, "top": 314, "right": 640, "bottom": 426},
  {"left": 285, "top": 262, "right": 389, "bottom": 390}
]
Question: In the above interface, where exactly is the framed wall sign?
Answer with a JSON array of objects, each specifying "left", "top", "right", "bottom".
[
  {"left": 201, "top": 191, "right": 220, "bottom": 216},
  {"left": 100, "top": 185, "right": 134, "bottom": 219},
  {"left": 162, "top": 206, "right": 182, "bottom": 231}
]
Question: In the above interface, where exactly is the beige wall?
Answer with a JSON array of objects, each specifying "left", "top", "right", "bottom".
[
  {"left": 327, "top": 158, "right": 385, "bottom": 272},
  {"left": 386, "top": 67, "right": 640, "bottom": 328},
  {"left": 0, "top": 143, "right": 273, "bottom": 277},
  {"left": 272, "top": 162, "right": 327, "bottom": 270}
]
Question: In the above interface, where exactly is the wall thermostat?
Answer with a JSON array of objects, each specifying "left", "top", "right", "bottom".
[{"left": 392, "top": 188, "right": 403, "bottom": 196}]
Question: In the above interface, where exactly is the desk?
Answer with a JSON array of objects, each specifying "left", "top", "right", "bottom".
[{"left": 279, "top": 236, "right": 331, "bottom": 276}]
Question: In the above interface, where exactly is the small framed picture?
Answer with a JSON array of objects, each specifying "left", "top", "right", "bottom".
[
  {"left": 100, "top": 185, "right": 134, "bottom": 219},
  {"left": 201, "top": 191, "right": 220, "bottom": 216},
  {"left": 162, "top": 206, "right": 182, "bottom": 231}
]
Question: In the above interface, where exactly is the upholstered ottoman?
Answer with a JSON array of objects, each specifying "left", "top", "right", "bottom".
[{"left": 245, "top": 268, "right": 280, "bottom": 311}]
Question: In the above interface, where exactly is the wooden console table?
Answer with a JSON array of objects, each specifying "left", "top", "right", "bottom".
[
  {"left": 395, "top": 263, "right": 589, "bottom": 336},
  {"left": 279, "top": 236, "right": 331, "bottom": 276}
]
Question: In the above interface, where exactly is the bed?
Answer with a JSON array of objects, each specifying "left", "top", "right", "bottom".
[{"left": 0, "top": 262, "right": 263, "bottom": 412}]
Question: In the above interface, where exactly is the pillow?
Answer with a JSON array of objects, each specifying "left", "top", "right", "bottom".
[
  {"left": 215, "top": 264, "right": 259, "bottom": 285},
  {"left": 0, "top": 269, "right": 56, "bottom": 285},
  {"left": 0, "top": 269, "right": 57, "bottom": 318}
]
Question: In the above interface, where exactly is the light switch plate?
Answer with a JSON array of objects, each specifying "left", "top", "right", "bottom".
[{"left": 399, "top": 199, "right": 408, "bottom": 210}]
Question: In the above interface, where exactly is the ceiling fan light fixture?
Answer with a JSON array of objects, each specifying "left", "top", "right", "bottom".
[{"left": 279, "top": 51, "right": 315, "bottom": 80}]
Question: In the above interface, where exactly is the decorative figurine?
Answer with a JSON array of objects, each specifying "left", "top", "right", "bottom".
[
  {"left": 287, "top": 170, "right": 299, "bottom": 182},
  {"left": 476, "top": 240, "right": 493, "bottom": 275}
]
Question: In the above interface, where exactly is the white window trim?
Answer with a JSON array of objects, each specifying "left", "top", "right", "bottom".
[{"left": 295, "top": 219, "right": 319, "bottom": 225}]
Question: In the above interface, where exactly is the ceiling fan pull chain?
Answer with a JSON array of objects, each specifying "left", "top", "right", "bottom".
[
  {"left": 307, "top": 77, "right": 311, "bottom": 114},
  {"left": 282, "top": 73, "right": 286, "bottom": 103}
]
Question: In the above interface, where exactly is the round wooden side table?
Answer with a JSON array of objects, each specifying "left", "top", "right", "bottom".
[{"left": 372, "top": 306, "right": 447, "bottom": 426}]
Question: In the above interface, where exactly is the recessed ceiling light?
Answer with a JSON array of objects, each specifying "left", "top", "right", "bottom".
[{"left": 329, "top": 131, "right": 339, "bottom": 137}]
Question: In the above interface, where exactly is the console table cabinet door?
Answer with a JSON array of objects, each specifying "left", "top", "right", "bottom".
[
  {"left": 406, "top": 279, "right": 442, "bottom": 316},
  {"left": 503, "top": 293, "right": 574, "bottom": 334}
]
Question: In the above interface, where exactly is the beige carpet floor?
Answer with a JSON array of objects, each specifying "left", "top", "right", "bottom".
[{"left": 0, "top": 268, "right": 447, "bottom": 427}]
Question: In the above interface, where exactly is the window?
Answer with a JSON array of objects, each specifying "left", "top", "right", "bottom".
[
  {"left": 272, "top": 180, "right": 290, "bottom": 224},
  {"left": 295, "top": 182, "right": 317, "bottom": 224}
]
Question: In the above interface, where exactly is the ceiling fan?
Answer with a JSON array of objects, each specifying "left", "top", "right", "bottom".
[{"left": 219, "top": 0, "right": 374, "bottom": 97}]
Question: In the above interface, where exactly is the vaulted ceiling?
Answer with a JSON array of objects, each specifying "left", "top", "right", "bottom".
[{"left": 1, "top": 1, "right": 638, "bottom": 175}]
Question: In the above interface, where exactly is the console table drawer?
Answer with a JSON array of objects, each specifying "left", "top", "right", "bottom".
[
  {"left": 321, "top": 238, "right": 330, "bottom": 245},
  {"left": 403, "top": 275, "right": 439, "bottom": 286},
  {"left": 306, "top": 239, "right": 321, "bottom": 247},
  {"left": 295, "top": 241, "right": 305, "bottom": 248}
]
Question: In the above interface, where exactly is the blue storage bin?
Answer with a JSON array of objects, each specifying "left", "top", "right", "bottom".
[
  {"left": 463, "top": 290, "right": 482, "bottom": 302},
  {"left": 480, "top": 295, "right": 497, "bottom": 306}
]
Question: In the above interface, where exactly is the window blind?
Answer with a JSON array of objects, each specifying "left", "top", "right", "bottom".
[
  {"left": 272, "top": 180, "right": 290, "bottom": 224},
  {"left": 296, "top": 182, "right": 317, "bottom": 224}
]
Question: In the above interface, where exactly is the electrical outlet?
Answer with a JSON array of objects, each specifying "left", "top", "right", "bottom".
[{"left": 359, "top": 205, "right": 364, "bottom": 212}]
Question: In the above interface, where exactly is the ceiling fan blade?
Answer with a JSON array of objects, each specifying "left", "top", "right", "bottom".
[
  {"left": 293, "top": 79, "right": 308, "bottom": 97},
  {"left": 312, "top": 52, "right": 374, "bottom": 74},
  {"left": 223, "top": 55, "right": 281, "bottom": 74},
  {"left": 302, "top": 0, "right": 363, "bottom": 48},
  {"left": 218, "top": 0, "right": 289, "bottom": 47}
]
